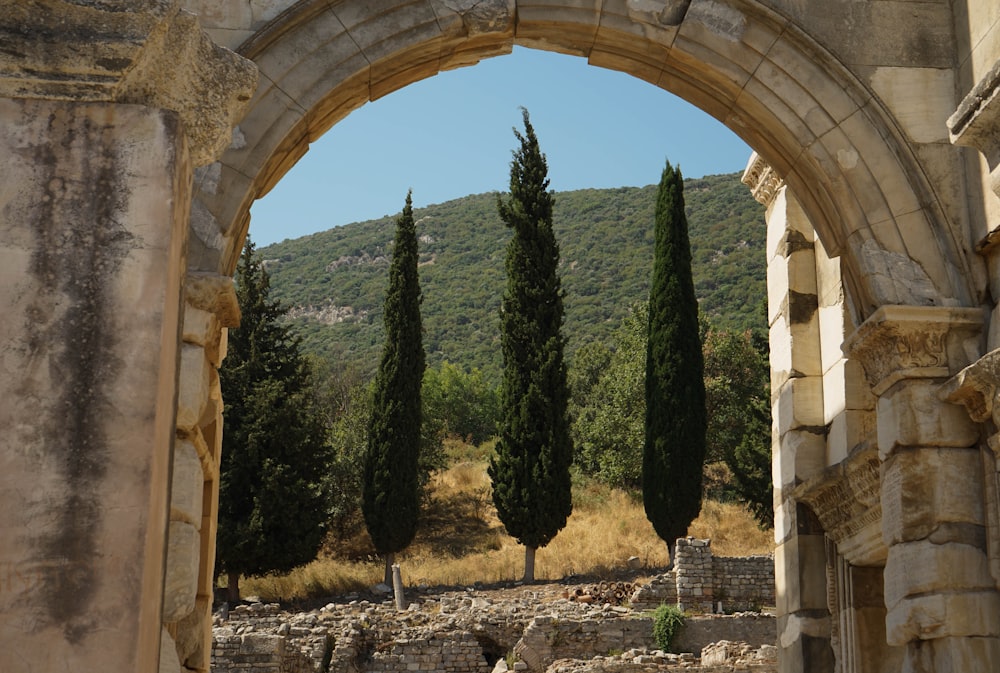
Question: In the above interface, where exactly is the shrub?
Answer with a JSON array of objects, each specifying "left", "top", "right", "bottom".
[{"left": 652, "top": 604, "right": 686, "bottom": 652}]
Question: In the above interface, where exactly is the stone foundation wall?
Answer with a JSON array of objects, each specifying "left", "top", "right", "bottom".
[{"left": 630, "top": 539, "right": 774, "bottom": 613}]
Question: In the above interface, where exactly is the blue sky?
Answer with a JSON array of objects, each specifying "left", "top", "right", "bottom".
[{"left": 249, "top": 46, "right": 752, "bottom": 247}]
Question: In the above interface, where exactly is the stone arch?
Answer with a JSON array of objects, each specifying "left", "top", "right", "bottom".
[{"left": 191, "top": 0, "right": 977, "bottom": 322}]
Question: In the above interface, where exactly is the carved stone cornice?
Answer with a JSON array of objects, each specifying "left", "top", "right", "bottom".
[
  {"left": 741, "top": 152, "right": 784, "bottom": 207},
  {"left": 794, "top": 448, "right": 885, "bottom": 566},
  {"left": 949, "top": 59, "right": 1000, "bottom": 169},
  {"left": 939, "top": 348, "right": 1000, "bottom": 425},
  {"left": 842, "top": 305, "right": 984, "bottom": 396},
  {"left": 0, "top": 1, "right": 257, "bottom": 165}
]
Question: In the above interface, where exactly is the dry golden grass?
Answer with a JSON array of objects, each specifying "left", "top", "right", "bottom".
[{"left": 241, "top": 456, "right": 773, "bottom": 603}]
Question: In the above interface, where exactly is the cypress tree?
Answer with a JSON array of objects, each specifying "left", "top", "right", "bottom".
[
  {"left": 489, "top": 108, "right": 573, "bottom": 583},
  {"left": 363, "top": 191, "right": 425, "bottom": 584},
  {"left": 217, "top": 237, "right": 331, "bottom": 602},
  {"left": 643, "top": 160, "right": 707, "bottom": 566}
]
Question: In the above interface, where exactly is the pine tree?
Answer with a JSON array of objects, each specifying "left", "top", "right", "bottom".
[
  {"left": 643, "top": 160, "right": 707, "bottom": 566},
  {"left": 363, "top": 191, "right": 425, "bottom": 584},
  {"left": 489, "top": 109, "right": 573, "bottom": 583},
  {"left": 217, "top": 237, "right": 331, "bottom": 601}
]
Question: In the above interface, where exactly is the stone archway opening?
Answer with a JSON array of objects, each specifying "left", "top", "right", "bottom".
[
  {"left": 190, "top": 10, "right": 980, "bottom": 667},
  {"left": 6, "top": 2, "right": 999, "bottom": 673}
]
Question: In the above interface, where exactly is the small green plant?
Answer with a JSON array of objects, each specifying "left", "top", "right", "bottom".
[{"left": 652, "top": 603, "right": 686, "bottom": 652}]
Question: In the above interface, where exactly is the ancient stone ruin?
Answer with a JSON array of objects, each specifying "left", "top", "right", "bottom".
[
  {"left": 4, "top": 2, "right": 1000, "bottom": 672},
  {"left": 210, "top": 543, "right": 778, "bottom": 673}
]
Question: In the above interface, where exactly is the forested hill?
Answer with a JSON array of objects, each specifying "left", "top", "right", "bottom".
[{"left": 259, "top": 171, "right": 766, "bottom": 380}]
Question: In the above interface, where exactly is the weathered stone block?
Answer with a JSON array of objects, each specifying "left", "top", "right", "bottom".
[
  {"left": 171, "top": 438, "right": 205, "bottom": 528},
  {"left": 903, "top": 635, "right": 1000, "bottom": 673},
  {"left": 876, "top": 380, "right": 978, "bottom": 457},
  {"left": 886, "top": 590, "right": 1000, "bottom": 645},
  {"left": 773, "top": 376, "right": 826, "bottom": 437},
  {"left": 825, "top": 409, "right": 875, "bottom": 465},
  {"left": 160, "top": 626, "right": 181, "bottom": 673},
  {"left": 177, "top": 344, "right": 211, "bottom": 432},
  {"left": 163, "top": 521, "right": 201, "bottom": 623},
  {"left": 773, "top": 427, "right": 826, "bottom": 491},
  {"left": 881, "top": 448, "right": 985, "bottom": 545},
  {"left": 884, "top": 541, "right": 994, "bottom": 611},
  {"left": 774, "top": 533, "right": 827, "bottom": 616}
]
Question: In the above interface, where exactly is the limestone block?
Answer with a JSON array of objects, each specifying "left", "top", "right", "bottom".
[
  {"left": 774, "top": 533, "right": 827, "bottom": 616},
  {"left": 884, "top": 541, "right": 995, "bottom": 611},
  {"left": 160, "top": 626, "right": 181, "bottom": 673},
  {"left": 819, "top": 320, "right": 848, "bottom": 388},
  {"left": 163, "top": 521, "right": 201, "bottom": 623},
  {"left": 871, "top": 68, "right": 954, "bottom": 144},
  {"left": 172, "top": 595, "right": 212, "bottom": 670},
  {"left": 118, "top": 10, "right": 258, "bottom": 166},
  {"left": 171, "top": 438, "right": 205, "bottom": 528},
  {"left": 177, "top": 344, "right": 211, "bottom": 432},
  {"left": 765, "top": 188, "right": 790, "bottom": 263},
  {"left": 773, "top": 376, "right": 825, "bottom": 437},
  {"left": 182, "top": 304, "right": 216, "bottom": 348},
  {"left": 0, "top": 99, "right": 186, "bottom": 672},
  {"left": 886, "top": 590, "right": 1000, "bottom": 645},
  {"left": 770, "top": 314, "right": 823, "bottom": 381},
  {"left": 773, "top": 428, "right": 826, "bottom": 491},
  {"left": 903, "top": 635, "right": 1000, "bottom": 673},
  {"left": 825, "top": 409, "right": 875, "bottom": 465},
  {"left": 252, "top": 14, "right": 366, "bottom": 112},
  {"left": 814, "top": 240, "right": 842, "bottom": 307},
  {"left": 881, "top": 448, "right": 985, "bottom": 545},
  {"left": 876, "top": 380, "right": 978, "bottom": 457}
]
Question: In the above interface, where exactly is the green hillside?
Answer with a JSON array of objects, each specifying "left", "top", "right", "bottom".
[{"left": 258, "top": 172, "right": 765, "bottom": 381}]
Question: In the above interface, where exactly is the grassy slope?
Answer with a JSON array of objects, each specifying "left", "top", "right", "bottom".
[{"left": 243, "top": 441, "right": 772, "bottom": 602}]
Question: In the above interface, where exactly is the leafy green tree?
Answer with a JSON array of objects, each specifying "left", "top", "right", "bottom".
[
  {"left": 423, "top": 362, "right": 500, "bottom": 445},
  {"left": 570, "top": 303, "right": 647, "bottom": 489},
  {"left": 570, "top": 307, "right": 773, "bottom": 521},
  {"left": 643, "top": 161, "right": 707, "bottom": 565},
  {"left": 489, "top": 108, "right": 573, "bottom": 583},
  {"left": 363, "top": 191, "right": 425, "bottom": 583},
  {"left": 217, "top": 237, "right": 331, "bottom": 601}
]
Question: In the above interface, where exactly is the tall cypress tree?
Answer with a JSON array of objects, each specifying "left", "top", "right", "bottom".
[
  {"left": 218, "top": 237, "right": 331, "bottom": 601},
  {"left": 489, "top": 108, "right": 573, "bottom": 583},
  {"left": 363, "top": 191, "right": 425, "bottom": 584},
  {"left": 643, "top": 160, "right": 707, "bottom": 566}
]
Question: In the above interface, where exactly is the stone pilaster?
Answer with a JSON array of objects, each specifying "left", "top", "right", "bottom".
[
  {"left": 0, "top": 97, "right": 188, "bottom": 673},
  {"left": 941, "top": 348, "right": 1000, "bottom": 616},
  {"left": 0, "top": 5, "right": 256, "bottom": 672},
  {"left": 844, "top": 305, "right": 1000, "bottom": 672},
  {"left": 163, "top": 272, "right": 237, "bottom": 673},
  {"left": 744, "top": 153, "right": 833, "bottom": 673}
]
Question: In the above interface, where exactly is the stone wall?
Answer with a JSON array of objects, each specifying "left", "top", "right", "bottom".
[{"left": 630, "top": 539, "right": 774, "bottom": 614}]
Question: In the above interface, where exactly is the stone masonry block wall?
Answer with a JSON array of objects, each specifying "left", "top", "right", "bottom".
[
  {"left": 630, "top": 539, "right": 775, "bottom": 613},
  {"left": 514, "top": 614, "right": 777, "bottom": 672},
  {"left": 367, "top": 632, "right": 491, "bottom": 672},
  {"left": 712, "top": 556, "right": 775, "bottom": 612}
]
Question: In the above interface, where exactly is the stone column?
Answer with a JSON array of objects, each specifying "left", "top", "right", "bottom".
[
  {"left": 743, "top": 154, "right": 833, "bottom": 673},
  {"left": 844, "top": 306, "right": 999, "bottom": 672},
  {"left": 0, "top": 5, "right": 256, "bottom": 672}
]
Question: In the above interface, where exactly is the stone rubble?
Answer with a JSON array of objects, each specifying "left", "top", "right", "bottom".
[{"left": 212, "top": 580, "right": 776, "bottom": 673}]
